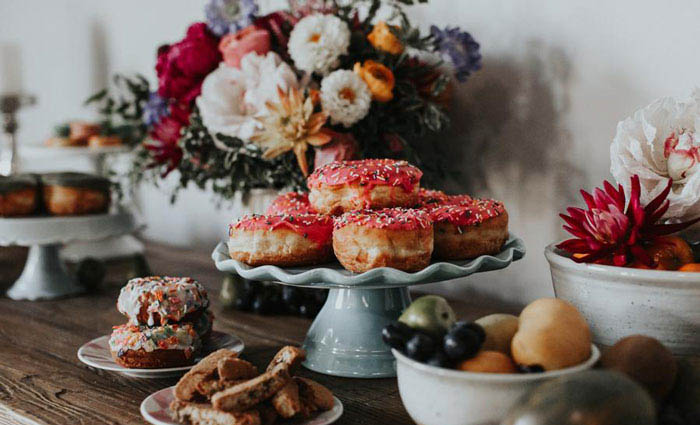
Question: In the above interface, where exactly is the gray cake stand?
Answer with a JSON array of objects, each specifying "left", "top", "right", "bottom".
[
  {"left": 0, "top": 208, "right": 140, "bottom": 300},
  {"left": 212, "top": 234, "right": 525, "bottom": 379}
]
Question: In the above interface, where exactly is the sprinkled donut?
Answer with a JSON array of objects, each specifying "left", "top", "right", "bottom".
[
  {"left": 109, "top": 323, "right": 201, "bottom": 368},
  {"left": 228, "top": 213, "right": 334, "bottom": 266},
  {"left": 266, "top": 191, "right": 316, "bottom": 215},
  {"left": 417, "top": 188, "right": 449, "bottom": 207},
  {"left": 307, "top": 159, "right": 422, "bottom": 215},
  {"left": 428, "top": 198, "right": 508, "bottom": 260},
  {"left": 117, "top": 276, "right": 209, "bottom": 327},
  {"left": 333, "top": 208, "right": 434, "bottom": 272}
]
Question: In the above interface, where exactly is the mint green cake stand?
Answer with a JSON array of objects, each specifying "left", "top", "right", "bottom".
[{"left": 212, "top": 234, "right": 525, "bottom": 378}]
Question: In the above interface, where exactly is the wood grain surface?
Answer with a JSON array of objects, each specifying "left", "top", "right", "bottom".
[{"left": 0, "top": 242, "right": 519, "bottom": 425}]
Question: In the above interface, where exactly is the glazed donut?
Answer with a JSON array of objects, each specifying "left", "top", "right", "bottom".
[
  {"left": 0, "top": 174, "right": 39, "bottom": 217},
  {"left": 117, "top": 276, "right": 210, "bottom": 326},
  {"left": 228, "top": 214, "right": 334, "bottom": 266},
  {"left": 333, "top": 208, "right": 433, "bottom": 272},
  {"left": 109, "top": 323, "right": 201, "bottom": 369},
  {"left": 428, "top": 198, "right": 508, "bottom": 260},
  {"left": 266, "top": 191, "right": 316, "bottom": 215},
  {"left": 41, "top": 172, "right": 111, "bottom": 216},
  {"left": 307, "top": 159, "right": 422, "bottom": 215},
  {"left": 88, "top": 135, "right": 123, "bottom": 147}
]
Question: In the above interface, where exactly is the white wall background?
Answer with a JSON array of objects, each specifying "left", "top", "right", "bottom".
[{"left": 1, "top": 0, "right": 698, "bottom": 304}]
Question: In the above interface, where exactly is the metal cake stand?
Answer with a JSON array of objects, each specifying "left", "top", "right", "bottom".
[
  {"left": 0, "top": 208, "right": 140, "bottom": 300},
  {"left": 212, "top": 234, "right": 525, "bottom": 378}
]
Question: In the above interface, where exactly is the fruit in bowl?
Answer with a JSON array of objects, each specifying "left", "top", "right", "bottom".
[{"left": 388, "top": 296, "right": 600, "bottom": 425}]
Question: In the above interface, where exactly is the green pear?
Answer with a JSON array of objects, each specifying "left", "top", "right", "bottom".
[
  {"left": 475, "top": 313, "right": 519, "bottom": 354},
  {"left": 399, "top": 295, "right": 456, "bottom": 336}
]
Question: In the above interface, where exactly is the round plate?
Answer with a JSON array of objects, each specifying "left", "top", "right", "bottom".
[
  {"left": 0, "top": 208, "right": 141, "bottom": 246},
  {"left": 141, "top": 386, "right": 343, "bottom": 425},
  {"left": 212, "top": 233, "right": 526, "bottom": 288},
  {"left": 77, "top": 331, "right": 244, "bottom": 378}
]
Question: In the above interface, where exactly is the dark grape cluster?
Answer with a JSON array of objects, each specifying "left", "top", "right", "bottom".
[
  {"left": 382, "top": 320, "right": 486, "bottom": 369},
  {"left": 221, "top": 275, "right": 327, "bottom": 317}
]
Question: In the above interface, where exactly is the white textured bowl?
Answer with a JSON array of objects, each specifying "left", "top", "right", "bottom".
[
  {"left": 393, "top": 345, "right": 600, "bottom": 425},
  {"left": 545, "top": 243, "right": 700, "bottom": 355}
]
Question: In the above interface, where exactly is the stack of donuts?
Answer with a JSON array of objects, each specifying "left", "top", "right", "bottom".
[
  {"left": 109, "top": 276, "right": 213, "bottom": 369},
  {"left": 228, "top": 159, "right": 509, "bottom": 273}
]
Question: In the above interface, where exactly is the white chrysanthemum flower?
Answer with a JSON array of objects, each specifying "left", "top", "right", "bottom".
[
  {"left": 288, "top": 14, "right": 350, "bottom": 75},
  {"left": 196, "top": 52, "right": 298, "bottom": 145},
  {"left": 320, "top": 70, "right": 372, "bottom": 128},
  {"left": 610, "top": 89, "right": 700, "bottom": 221}
]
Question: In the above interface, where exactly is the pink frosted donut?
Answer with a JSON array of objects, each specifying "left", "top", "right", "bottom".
[
  {"left": 333, "top": 208, "right": 433, "bottom": 272},
  {"left": 228, "top": 213, "right": 334, "bottom": 266},
  {"left": 308, "top": 159, "right": 422, "bottom": 215},
  {"left": 428, "top": 199, "right": 508, "bottom": 260},
  {"left": 266, "top": 191, "right": 316, "bottom": 215}
]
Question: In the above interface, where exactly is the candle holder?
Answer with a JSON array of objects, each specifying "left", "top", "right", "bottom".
[{"left": 0, "top": 93, "right": 36, "bottom": 176}]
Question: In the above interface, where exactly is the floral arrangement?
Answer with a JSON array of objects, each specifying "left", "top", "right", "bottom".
[
  {"left": 558, "top": 89, "right": 700, "bottom": 269},
  {"left": 90, "top": 0, "right": 482, "bottom": 200}
]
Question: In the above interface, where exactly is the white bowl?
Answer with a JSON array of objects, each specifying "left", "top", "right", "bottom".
[
  {"left": 545, "top": 243, "right": 700, "bottom": 355},
  {"left": 393, "top": 345, "right": 600, "bottom": 425}
]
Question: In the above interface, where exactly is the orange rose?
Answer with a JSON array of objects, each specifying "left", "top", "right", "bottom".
[
  {"left": 353, "top": 60, "right": 395, "bottom": 102},
  {"left": 367, "top": 21, "right": 403, "bottom": 55}
]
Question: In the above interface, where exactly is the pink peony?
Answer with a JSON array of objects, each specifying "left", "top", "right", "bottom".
[
  {"left": 156, "top": 23, "right": 222, "bottom": 105},
  {"left": 219, "top": 25, "right": 271, "bottom": 68},
  {"left": 313, "top": 131, "right": 358, "bottom": 170}
]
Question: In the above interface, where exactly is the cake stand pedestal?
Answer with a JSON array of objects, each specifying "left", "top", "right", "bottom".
[
  {"left": 1, "top": 209, "right": 140, "bottom": 300},
  {"left": 213, "top": 234, "right": 525, "bottom": 378}
]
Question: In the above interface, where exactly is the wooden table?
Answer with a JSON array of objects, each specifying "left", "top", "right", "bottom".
[{"left": 0, "top": 241, "right": 521, "bottom": 425}]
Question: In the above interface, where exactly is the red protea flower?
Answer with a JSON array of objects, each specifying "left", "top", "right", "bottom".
[{"left": 558, "top": 175, "right": 700, "bottom": 266}]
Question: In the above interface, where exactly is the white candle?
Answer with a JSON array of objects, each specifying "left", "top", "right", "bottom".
[{"left": 0, "top": 43, "right": 23, "bottom": 95}]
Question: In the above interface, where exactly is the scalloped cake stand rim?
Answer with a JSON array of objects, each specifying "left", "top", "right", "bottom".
[{"left": 212, "top": 233, "right": 525, "bottom": 288}]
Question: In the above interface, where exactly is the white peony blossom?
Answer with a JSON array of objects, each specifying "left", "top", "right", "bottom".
[
  {"left": 320, "top": 70, "right": 372, "bottom": 128},
  {"left": 196, "top": 52, "right": 298, "bottom": 145},
  {"left": 288, "top": 14, "right": 350, "bottom": 75},
  {"left": 610, "top": 89, "right": 700, "bottom": 221}
]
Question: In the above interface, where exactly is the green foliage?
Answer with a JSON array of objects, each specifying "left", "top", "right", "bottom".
[
  {"left": 174, "top": 110, "right": 306, "bottom": 201},
  {"left": 85, "top": 74, "right": 150, "bottom": 146}
]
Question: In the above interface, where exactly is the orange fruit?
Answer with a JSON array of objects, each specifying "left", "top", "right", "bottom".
[
  {"left": 457, "top": 350, "right": 518, "bottom": 374},
  {"left": 678, "top": 263, "right": 700, "bottom": 272},
  {"left": 645, "top": 236, "right": 694, "bottom": 270}
]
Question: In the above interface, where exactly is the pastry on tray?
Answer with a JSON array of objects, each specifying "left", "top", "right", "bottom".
[
  {"left": 87, "top": 134, "right": 123, "bottom": 147},
  {"left": 307, "top": 159, "right": 422, "bottom": 215},
  {"left": 170, "top": 346, "right": 335, "bottom": 425},
  {"left": 228, "top": 214, "right": 334, "bottom": 267},
  {"left": 427, "top": 198, "right": 509, "bottom": 260},
  {"left": 69, "top": 121, "right": 101, "bottom": 144},
  {"left": 0, "top": 174, "right": 39, "bottom": 217},
  {"left": 109, "top": 322, "right": 201, "bottom": 368},
  {"left": 266, "top": 191, "right": 316, "bottom": 215},
  {"left": 41, "top": 172, "right": 111, "bottom": 215},
  {"left": 333, "top": 208, "right": 434, "bottom": 272}
]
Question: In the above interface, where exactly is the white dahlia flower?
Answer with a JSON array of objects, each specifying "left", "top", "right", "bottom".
[
  {"left": 320, "top": 70, "right": 372, "bottom": 128},
  {"left": 196, "top": 52, "right": 298, "bottom": 145},
  {"left": 288, "top": 14, "right": 350, "bottom": 75},
  {"left": 610, "top": 89, "right": 700, "bottom": 221}
]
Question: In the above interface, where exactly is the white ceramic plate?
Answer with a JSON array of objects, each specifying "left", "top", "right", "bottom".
[
  {"left": 141, "top": 385, "right": 344, "bottom": 425},
  {"left": 77, "top": 331, "right": 244, "bottom": 378}
]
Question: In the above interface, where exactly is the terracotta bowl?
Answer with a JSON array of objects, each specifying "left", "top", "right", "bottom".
[
  {"left": 545, "top": 243, "right": 700, "bottom": 355},
  {"left": 393, "top": 345, "right": 600, "bottom": 425}
]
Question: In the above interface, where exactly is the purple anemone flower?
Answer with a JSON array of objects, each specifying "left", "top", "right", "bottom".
[
  {"left": 430, "top": 26, "right": 482, "bottom": 82},
  {"left": 143, "top": 92, "right": 170, "bottom": 127},
  {"left": 205, "top": 0, "right": 259, "bottom": 37}
]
